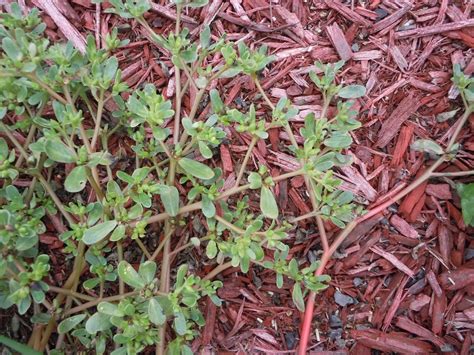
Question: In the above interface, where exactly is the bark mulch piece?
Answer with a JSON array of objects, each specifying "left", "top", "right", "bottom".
[{"left": 31, "top": 0, "right": 474, "bottom": 353}]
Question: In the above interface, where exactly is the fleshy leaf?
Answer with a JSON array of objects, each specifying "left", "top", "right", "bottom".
[
  {"left": 457, "top": 183, "right": 474, "bottom": 226},
  {"left": 117, "top": 261, "right": 145, "bottom": 290},
  {"left": 64, "top": 166, "right": 87, "bottom": 193},
  {"left": 159, "top": 185, "right": 180, "bottom": 217},
  {"left": 148, "top": 298, "right": 166, "bottom": 325},
  {"left": 83, "top": 220, "right": 117, "bottom": 245},
  {"left": 411, "top": 139, "right": 444, "bottom": 155},
  {"left": 260, "top": 186, "right": 278, "bottom": 219},
  {"left": 292, "top": 283, "right": 305, "bottom": 312},
  {"left": 58, "top": 314, "right": 86, "bottom": 334},
  {"left": 338, "top": 85, "right": 366, "bottom": 99},
  {"left": 45, "top": 139, "right": 76, "bottom": 163},
  {"left": 178, "top": 157, "right": 214, "bottom": 180}
]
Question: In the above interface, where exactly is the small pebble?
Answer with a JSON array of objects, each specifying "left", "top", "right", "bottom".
[
  {"left": 465, "top": 248, "right": 474, "bottom": 260},
  {"left": 328, "top": 328, "right": 343, "bottom": 340},
  {"left": 329, "top": 314, "right": 342, "bottom": 328},
  {"left": 375, "top": 8, "right": 389, "bottom": 21},
  {"left": 284, "top": 331, "right": 297, "bottom": 349},
  {"left": 334, "top": 290, "right": 355, "bottom": 307},
  {"left": 353, "top": 277, "right": 364, "bottom": 287}
]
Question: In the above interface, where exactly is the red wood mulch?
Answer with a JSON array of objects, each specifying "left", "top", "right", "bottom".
[{"left": 32, "top": 0, "right": 473, "bottom": 353}]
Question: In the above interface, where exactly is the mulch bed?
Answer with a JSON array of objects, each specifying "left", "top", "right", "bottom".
[{"left": 27, "top": 0, "right": 474, "bottom": 353}]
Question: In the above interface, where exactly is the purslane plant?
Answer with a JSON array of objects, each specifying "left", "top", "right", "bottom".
[{"left": 1, "top": 1, "right": 472, "bottom": 354}]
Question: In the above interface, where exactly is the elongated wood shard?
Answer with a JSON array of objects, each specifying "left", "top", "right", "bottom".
[
  {"left": 326, "top": 23, "right": 353, "bottom": 61},
  {"left": 376, "top": 94, "right": 421, "bottom": 148}
]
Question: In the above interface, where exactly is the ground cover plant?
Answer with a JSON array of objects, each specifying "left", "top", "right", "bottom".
[{"left": 0, "top": 1, "right": 473, "bottom": 354}]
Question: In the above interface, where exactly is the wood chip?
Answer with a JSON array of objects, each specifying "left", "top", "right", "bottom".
[
  {"left": 324, "top": 0, "right": 371, "bottom": 27},
  {"left": 409, "top": 294, "right": 431, "bottom": 311},
  {"left": 395, "top": 19, "right": 474, "bottom": 39},
  {"left": 35, "top": 0, "right": 86, "bottom": 53},
  {"left": 390, "top": 215, "right": 419, "bottom": 239},
  {"left": 351, "top": 329, "right": 433, "bottom": 353},
  {"left": 426, "top": 184, "right": 452, "bottom": 200},
  {"left": 426, "top": 270, "right": 443, "bottom": 297},
  {"left": 395, "top": 316, "right": 446, "bottom": 348},
  {"left": 150, "top": 2, "right": 197, "bottom": 24},
  {"left": 326, "top": 23, "right": 353, "bottom": 61},
  {"left": 339, "top": 166, "right": 378, "bottom": 201},
  {"left": 371, "top": 246, "right": 415, "bottom": 278},
  {"left": 371, "top": 2, "right": 412, "bottom": 34},
  {"left": 375, "top": 94, "right": 422, "bottom": 148}
]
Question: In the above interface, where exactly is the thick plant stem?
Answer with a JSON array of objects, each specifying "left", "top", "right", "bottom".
[
  {"left": 133, "top": 169, "right": 303, "bottom": 227},
  {"left": 203, "top": 261, "right": 233, "bottom": 281},
  {"left": 149, "top": 229, "right": 175, "bottom": 261},
  {"left": 135, "top": 238, "right": 152, "bottom": 259},
  {"left": 177, "top": 65, "right": 229, "bottom": 147},
  {"left": 86, "top": 168, "right": 106, "bottom": 202},
  {"left": 431, "top": 170, "right": 474, "bottom": 177},
  {"left": 178, "top": 88, "right": 206, "bottom": 146},
  {"left": 157, "top": 159, "right": 177, "bottom": 355},
  {"left": 39, "top": 242, "right": 85, "bottom": 351},
  {"left": 117, "top": 241, "right": 125, "bottom": 294},
  {"left": 48, "top": 286, "right": 96, "bottom": 301},
  {"left": 63, "top": 84, "right": 102, "bottom": 193},
  {"left": 25, "top": 73, "right": 68, "bottom": 105},
  {"left": 91, "top": 90, "right": 105, "bottom": 151},
  {"left": 36, "top": 174, "right": 75, "bottom": 226},
  {"left": 0, "top": 122, "right": 30, "bottom": 161},
  {"left": 234, "top": 136, "right": 258, "bottom": 188},
  {"left": 254, "top": 78, "right": 330, "bottom": 252},
  {"left": 173, "top": 67, "right": 182, "bottom": 145},
  {"left": 15, "top": 124, "right": 37, "bottom": 168},
  {"left": 63, "top": 291, "right": 139, "bottom": 317},
  {"left": 297, "top": 106, "right": 473, "bottom": 355}
]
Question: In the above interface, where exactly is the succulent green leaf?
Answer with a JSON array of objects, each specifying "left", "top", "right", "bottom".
[
  {"left": 103, "top": 56, "right": 118, "bottom": 83},
  {"left": 201, "top": 195, "right": 215, "bottom": 218},
  {"left": 206, "top": 240, "right": 218, "bottom": 259},
  {"left": 83, "top": 220, "right": 117, "bottom": 245},
  {"left": 173, "top": 312, "right": 187, "bottom": 335},
  {"left": 198, "top": 141, "right": 213, "bottom": 159},
  {"left": 85, "top": 312, "right": 111, "bottom": 334},
  {"left": 110, "top": 224, "right": 126, "bottom": 241},
  {"left": 436, "top": 109, "right": 459, "bottom": 122},
  {"left": 411, "top": 139, "right": 444, "bottom": 155},
  {"left": 2, "top": 38, "right": 22, "bottom": 61},
  {"left": 260, "top": 186, "right": 278, "bottom": 219},
  {"left": 292, "top": 282, "right": 305, "bottom": 312},
  {"left": 159, "top": 185, "right": 180, "bottom": 217},
  {"left": 324, "top": 132, "right": 352, "bottom": 149},
  {"left": 117, "top": 261, "right": 145, "bottom": 290},
  {"left": 178, "top": 157, "right": 215, "bottom": 180},
  {"left": 209, "top": 89, "right": 224, "bottom": 113},
  {"left": 457, "top": 183, "right": 474, "bottom": 226},
  {"left": 58, "top": 314, "right": 87, "bottom": 334},
  {"left": 148, "top": 298, "right": 166, "bottom": 325},
  {"left": 248, "top": 172, "right": 262, "bottom": 189},
  {"left": 138, "top": 261, "right": 157, "bottom": 284},
  {"left": 97, "top": 302, "right": 124, "bottom": 317},
  {"left": 45, "top": 139, "right": 76, "bottom": 163},
  {"left": 65, "top": 166, "right": 88, "bottom": 193},
  {"left": 200, "top": 25, "right": 211, "bottom": 48},
  {"left": 338, "top": 85, "right": 366, "bottom": 99}
]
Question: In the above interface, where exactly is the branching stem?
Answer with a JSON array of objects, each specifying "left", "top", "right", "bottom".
[
  {"left": 234, "top": 136, "right": 258, "bottom": 188},
  {"left": 297, "top": 105, "right": 473, "bottom": 355}
]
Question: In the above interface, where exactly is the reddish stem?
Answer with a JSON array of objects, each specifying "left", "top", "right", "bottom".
[{"left": 298, "top": 158, "right": 444, "bottom": 354}]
